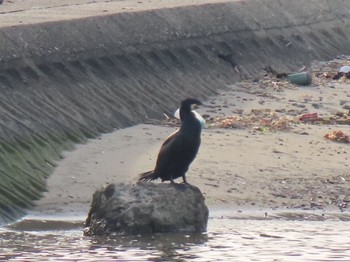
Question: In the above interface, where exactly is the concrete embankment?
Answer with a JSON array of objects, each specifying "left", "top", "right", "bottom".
[{"left": 0, "top": 0, "right": 350, "bottom": 224}]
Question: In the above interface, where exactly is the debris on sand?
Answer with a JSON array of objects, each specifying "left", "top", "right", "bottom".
[
  {"left": 313, "top": 57, "right": 350, "bottom": 81},
  {"left": 209, "top": 109, "right": 298, "bottom": 132},
  {"left": 207, "top": 110, "right": 349, "bottom": 132},
  {"left": 149, "top": 108, "right": 349, "bottom": 133},
  {"left": 148, "top": 57, "right": 350, "bottom": 138},
  {"left": 299, "top": 113, "right": 319, "bottom": 123},
  {"left": 324, "top": 130, "right": 350, "bottom": 144},
  {"left": 331, "top": 65, "right": 350, "bottom": 80},
  {"left": 288, "top": 72, "right": 312, "bottom": 86}
]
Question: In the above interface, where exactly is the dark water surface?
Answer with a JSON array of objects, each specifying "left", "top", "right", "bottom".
[{"left": 1, "top": 213, "right": 350, "bottom": 261}]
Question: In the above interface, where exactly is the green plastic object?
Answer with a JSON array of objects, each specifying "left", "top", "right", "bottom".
[{"left": 288, "top": 72, "right": 312, "bottom": 86}]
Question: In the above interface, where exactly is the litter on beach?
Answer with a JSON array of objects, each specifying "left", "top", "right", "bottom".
[
  {"left": 324, "top": 130, "right": 350, "bottom": 144},
  {"left": 299, "top": 113, "right": 319, "bottom": 122},
  {"left": 288, "top": 72, "right": 312, "bottom": 86}
]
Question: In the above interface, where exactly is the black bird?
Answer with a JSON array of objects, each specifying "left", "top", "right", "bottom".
[{"left": 139, "top": 98, "right": 203, "bottom": 184}]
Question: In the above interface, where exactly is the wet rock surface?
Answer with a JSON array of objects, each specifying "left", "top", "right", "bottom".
[{"left": 84, "top": 183, "right": 209, "bottom": 236}]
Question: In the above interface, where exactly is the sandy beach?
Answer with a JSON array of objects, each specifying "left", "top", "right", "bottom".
[{"left": 27, "top": 57, "right": 350, "bottom": 220}]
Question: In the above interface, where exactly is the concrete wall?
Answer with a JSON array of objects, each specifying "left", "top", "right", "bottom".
[{"left": 0, "top": 0, "right": 350, "bottom": 224}]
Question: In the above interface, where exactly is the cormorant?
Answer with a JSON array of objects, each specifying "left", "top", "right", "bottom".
[{"left": 139, "top": 98, "right": 203, "bottom": 184}]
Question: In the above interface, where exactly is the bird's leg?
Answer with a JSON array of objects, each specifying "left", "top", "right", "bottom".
[
  {"left": 170, "top": 175, "right": 175, "bottom": 184},
  {"left": 182, "top": 175, "right": 188, "bottom": 184}
]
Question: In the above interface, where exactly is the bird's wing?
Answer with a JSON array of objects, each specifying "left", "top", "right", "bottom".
[
  {"left": 161, "top": 129, "right": 179, "bottom": 147},
  {"left": 154, "top": 129, "right": 182, "bottom": 173}
]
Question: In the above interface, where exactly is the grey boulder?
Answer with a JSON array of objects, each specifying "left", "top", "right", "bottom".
[{"left": 84, "top": 182, "right": 209, "bottom": 235}]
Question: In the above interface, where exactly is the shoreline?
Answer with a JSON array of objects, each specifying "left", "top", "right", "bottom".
[{"left": 27, "top": 58, "right": 350, "bottom": 221}]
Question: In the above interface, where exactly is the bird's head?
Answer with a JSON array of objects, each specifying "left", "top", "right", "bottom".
[{"left": 179, "top": 98, "right": 202, "bottom": 120}]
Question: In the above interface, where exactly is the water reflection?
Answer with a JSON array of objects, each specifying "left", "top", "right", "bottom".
[
  {"left": 89, "top": 232, "right": 208, "bottom": 261},
  {"left": 1, "top": 216, "right": 350, "bottom": 261}
]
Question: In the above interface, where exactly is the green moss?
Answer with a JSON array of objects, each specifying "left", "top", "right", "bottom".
[{"left": 0, "top": 131, "right": 85, "bottom": 224}]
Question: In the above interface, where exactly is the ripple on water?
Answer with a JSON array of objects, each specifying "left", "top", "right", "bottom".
[{"left": 1, "top": 217, "right": 350, "bottom": 261}]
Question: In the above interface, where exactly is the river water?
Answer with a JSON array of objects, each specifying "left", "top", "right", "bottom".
[{"left": 1, "top": 211, "right": 350, "bottom": 261}]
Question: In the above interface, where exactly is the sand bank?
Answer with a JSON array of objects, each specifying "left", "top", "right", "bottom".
[{"left": 29, "top": 58, "right": 350, "bottom": 219}]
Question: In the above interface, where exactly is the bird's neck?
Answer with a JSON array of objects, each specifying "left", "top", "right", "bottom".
[
  {"left": 180, "top": 112, "right": 202, "bottom": 137},
  {"left": 179, "top": 106, "right": 190, "bottom": 120}
]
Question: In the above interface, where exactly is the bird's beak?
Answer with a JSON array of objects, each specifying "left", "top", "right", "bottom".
[
  {"left": 192, "top": 102, "right": 212, "bottom": 110},
  {"left": 192, "top": 104, "right": 200, "bottom": 110},
  {"left": 198, "top": 102, "right": 213, "bottom": 108}
]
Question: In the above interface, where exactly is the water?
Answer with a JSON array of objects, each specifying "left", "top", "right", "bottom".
[{"left": 1, "top": 213, "right": 350, "bottom": 261}]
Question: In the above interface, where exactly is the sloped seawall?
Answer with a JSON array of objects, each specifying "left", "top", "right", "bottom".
[{"left": 0, "top": 0, "right": 350, "bottom": 224}]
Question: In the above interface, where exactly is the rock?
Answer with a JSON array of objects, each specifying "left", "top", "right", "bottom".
[{"left": 84, "top": 182, "right": 209, "bottom": 236}]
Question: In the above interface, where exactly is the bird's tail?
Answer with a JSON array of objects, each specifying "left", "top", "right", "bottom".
[{"left": 138, "top": 170, "right": 157, "bottom": 182}]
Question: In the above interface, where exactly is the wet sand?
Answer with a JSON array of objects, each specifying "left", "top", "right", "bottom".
[{"left": 28, "top": 58, "right": 350, "bottom": 219}]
